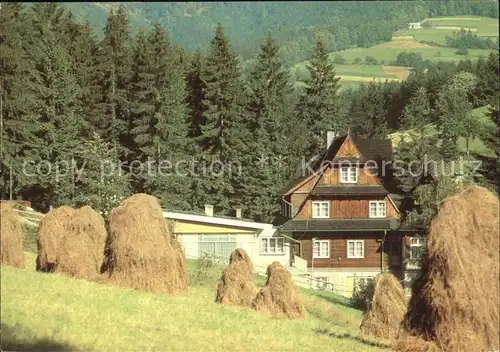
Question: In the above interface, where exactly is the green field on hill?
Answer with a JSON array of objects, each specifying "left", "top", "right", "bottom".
[
  {"left": 292, "top": 16, "right": 498, "bottom": 88},
  {"left": 394, "top": 16, "right": 499, "bottom": 45},
  {"left": 389, "top": 105, "right": 495, "bottom": 158},
  {"left": 1, "top": 252, "right": 389, "bottom": 351}
]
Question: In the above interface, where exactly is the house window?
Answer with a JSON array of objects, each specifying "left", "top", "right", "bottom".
[
  {"left": 340, "top": 166, "right": 357, "bottom": 183},
  {"left": 347, "top": 240, "right": 364, "bottom": 258},
  {"left": 260, "top": 237, "right": 285, "bottom": 255},
  {"left": 369, "top": 200, "right": 386, "bottom": 218},
  {"left": 312, "top": 201, "right": 329, "bottom": 218},
  {"left": 313, "top": 240, "right": 330, "bottom": 258},
  {"left": 410, "top": 237, "right": 426, "bottom": 260}
]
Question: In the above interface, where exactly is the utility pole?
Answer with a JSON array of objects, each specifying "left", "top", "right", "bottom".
[
  {"left": 9, "top": 161, "right": 12, "bottom": 200},
  {"left": 1, "top": 93, "right": 13, "bottom": 200}
]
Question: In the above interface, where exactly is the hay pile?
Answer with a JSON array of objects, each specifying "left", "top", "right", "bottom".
[
  {"left": 37, "top": 206, "right": 107, "bottom": 279},
  {"left": 171, "top": 236, "right": 189, "bottom": 291},
  {"left": 0, "top": 202, "right": 24, "bottom": 268},
  {"left": 395, "top": 186, "right": 500, "bottom": 352},
  {"left": 252, "top": 261, "right": 305, "bottom": 319},
  {"left": 360, "top": 272, "right": 406, "bottom": 340},
  {"left": 105, "top": 194, "right": 188, "bottom": 294},
  {"left": 215, "top": 248, "right": 257, "bottom": 307}
]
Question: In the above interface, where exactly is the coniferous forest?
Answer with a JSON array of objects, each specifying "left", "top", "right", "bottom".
[{"left": 1, "top": 2, "right": 499, "bottom": 222}]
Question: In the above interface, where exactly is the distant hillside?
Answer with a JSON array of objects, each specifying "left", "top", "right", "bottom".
[
  {"left": 292, "top": 16, "right": 498, "bottom": 89},
  {"left": 60, "top": 1, "right": 498, "bottom": 65}
]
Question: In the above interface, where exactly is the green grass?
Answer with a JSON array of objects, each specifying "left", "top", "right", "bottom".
[
  {"left": 394, "top": 16, "right": 499, "bottom": 45},
  {"left": 389, "top": 105, "right": 495, "bottom": 158},
  {"left": 1, "top": 252, "right": 389, "bottom": 351},
  {"left": 291, "top": 16, "right": 497, "bottom": 87},
  {"left": 330, "top": 46, "right": 493, "bottom": 64}
]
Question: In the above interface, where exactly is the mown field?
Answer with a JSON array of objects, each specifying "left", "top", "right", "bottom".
[
  {"left": 292, "top": 16, "right": 498, "bottom": 89},
  {"left": 394, "top": 16, "right": 499, "bottom": 45},
  {"left": 292, "top": 63, "right": 411, "bottom": 91},
  {"left": 1, "top": 251, "right": 390, "bottom": 352}
]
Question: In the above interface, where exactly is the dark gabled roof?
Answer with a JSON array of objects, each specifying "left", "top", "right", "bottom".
[
  {"left": 280, "top": 219, "right": 401, "bottom": 232},
  {"left": 311, "top": 185, "right": 389, "bottom": 196},
  {"left": 280, "top": 134, "right": 393, "bottom": 196},
  {"left": 350, "top": 136, "right": 393, "bottom": 162}
]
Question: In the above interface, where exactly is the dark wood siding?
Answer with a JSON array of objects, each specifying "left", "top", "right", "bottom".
[
  {"left": 297, "top": 232, "right": 385, "bottom": 268},
  {"left": 295, "top": 197, "right": 399, "bottom": 219}
]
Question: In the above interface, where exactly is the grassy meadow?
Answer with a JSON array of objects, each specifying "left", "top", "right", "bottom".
[
  {"left": 1, "top": 251, "right": 390, "bottom": 352},
  {"left": 292, "top": 16, "right": 498, "bottom": 89},
  {"left": 388, "top": 105, "right": 495, "bottom": 158},
  {"left": 394, "top": 16, "right": 499, "bottom": 45}
]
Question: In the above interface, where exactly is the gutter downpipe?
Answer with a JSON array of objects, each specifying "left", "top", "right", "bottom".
[{"left": 381, "top": 230, "right": 388, "bottom": 272}]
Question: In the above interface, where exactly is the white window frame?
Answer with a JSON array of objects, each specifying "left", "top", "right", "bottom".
[
  {"left": 260, "top": 237, "right": 285, "bottom": 255},
  {"left": 313, "top": 240, "right": 330, "bottom": 259},
  {"left": 410, "top": 237, "right": 425, "bottom": 260},
  {"left": 312, "top": 201, "right": 330, "bottom": 219},
  {"left": 369, "top": 200, "right": 386, "bottom": 218},
  {"left": 347, "top": 240, "right": 365, "bottom": 259},
  {"left": 340, "top": 166, "right": 357, "bottom": 183}
]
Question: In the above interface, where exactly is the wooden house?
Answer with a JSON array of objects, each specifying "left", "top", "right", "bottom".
[{"left": 278, "top": 132, "right": 420, "bottom": 295}]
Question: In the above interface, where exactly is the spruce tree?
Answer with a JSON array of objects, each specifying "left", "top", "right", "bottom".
[
  {"left": 0, "top": 2, "right": 33, "bottom": 199},
  {"left": 197, "top": 24, "right": 248, "bottom": 214},
  {"left": 394, "top": 87, "right": 437, "bottom": 192},
  {"left": 242, "top": 35, "right": 296, "bottom": 222},
  {"left": 95, "top": 5, "right": 132, "bottom": 152},
  {"left": 22, "top": 3, "right": 86, "bottom": 204},
  {"left": 435, "top": 72, "right": 477, "bottom": 160},
  {"left": 129, "top": 23, "right": 193, "bottom": 210},
  {"left": 352, "top": 81, "right": 388, "bottom": 138},
  {"left": 65, "top": 20, "right": 100, "bottom": 133},
  {"left": 400, "top": 87, "right": 431, "bottom": 130},
  {"left": 297, "top": 38, "right": 342, "bottom": 158}
]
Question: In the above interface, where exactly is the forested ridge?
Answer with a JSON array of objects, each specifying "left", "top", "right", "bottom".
[
  {"left": 62, "top": 1, "right": 499, "bottom": 65},
  {"left": 1, "top": 2, "right": 498, "bottom": 222}
]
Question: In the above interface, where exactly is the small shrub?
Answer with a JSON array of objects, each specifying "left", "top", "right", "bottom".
[
  {"left": 455, "top": 45, "right": 469, "bottom": 56},
  {"left": 333, "top": 55, "right": 346, "bottom": 64},
  {"left": 354, "top": 57, "right": 362, "bottom": 64},
  {"left": 365, "top": 56, "right": 378, "bottom": 65},
  {"left": 191, "top": 252, "right": 217, "bottom": 286},
  {"left": 351, "top": 278, "right": 375, "bottom": 311}
]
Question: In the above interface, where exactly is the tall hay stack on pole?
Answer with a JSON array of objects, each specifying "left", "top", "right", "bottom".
[
  {"left": 0, "top": 202, "right": 24, "bottom": 268},
  {"left": 252, "top": 261, "right": 305, "bottom": 319},
  {"left": 359, "top": 272, "right": 406, "bottom": 340},
  {"left": 105, "top": 194, "right": 188, "bottom": 294},
  {"left": 36, "top": 205, "right": 107, "bottom": 280},
  {"left": 395, "top": 186, "right": 500, "bottom": 352},
  {"left": 215, "top": 248, "right": 257, "bottom": 307}
]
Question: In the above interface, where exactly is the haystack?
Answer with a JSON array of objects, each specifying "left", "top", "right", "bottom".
[
  {"left": 0, "top": 202, "right": 24, "bottom": 268},
  {"left": 252, "top": 261, "right": 305, "bottom": 319},
  {"left": 36, "top": 206, "right": 75, "bottom": 272},
  {"left": 360, "top": 272, "right": 406, "bottom": 340},
  {"left": 395, "top": 186, "right": 500, "bottom": 352},
  {"left": 105, "top": 194, "right": 188, "bottom": 294},
  {"left": 37, "top": 205, "right": 107, "bottom": 280},
  {"left": 215, "top": 248, "right": 256, "bottom": 307},
  {"left": 171, "top": 236, "right": 189, "bottom": 290}
]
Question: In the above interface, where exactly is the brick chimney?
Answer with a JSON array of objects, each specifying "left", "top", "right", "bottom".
[
  {"left": 204, "top": 204, "right": 213, "bottom": 217},
  {"left": 327, "top": 130, "right": 336, "bottom": 150},
  {"left": 235, "top": 207, "right": 242, "bottom": 219}
]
